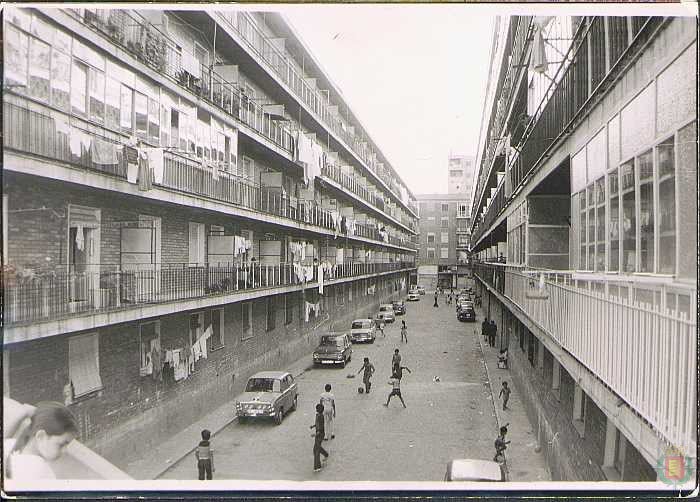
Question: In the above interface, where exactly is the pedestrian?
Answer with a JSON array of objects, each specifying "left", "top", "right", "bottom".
[
  {"left": 392, "top": 349, "right": 402, "bottom": 368},
  {"left": 383, "top": 371, "right": 407, "bottom": 408},
  {"left": 400, "top": 321, "right": 408, "bottom": 343},
  {"left": 433, "top": 292, "right": 439, "bottom": 308},
  {"left": 375, "top": 316, "right": 385, "bottom": 337},
  {"left": 357, "top": 357, "right": 376, "bottom": 394},
  {"left": 3, "top": 400, "right": 79, "bottom": 480},
  {"left": 481, "top": 318, "right": 489, "bottom": 343},
  {"left": 499, "top": 381, "right": 511, "bottom": 410},
  {"left": 493, "top": 427, "right": 511, "bottom": 463},
  {"left": 309, "top": 403, "right": 329, "bottom": 472},
  {"left": 319, "top": 384, "right": 336, "bottom": 441},
  {"left": 392, "top": 362, "right": 412, "bottom": 381},
  {"left": 489, "top": 320, "right": 497, "bottom": 347},
  {"left": 194, "top": 429, "right": 215, "bottom": 480}
]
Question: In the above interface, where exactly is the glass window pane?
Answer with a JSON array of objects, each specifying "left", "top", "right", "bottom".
[
  {"left": 609, "top": 193, "right": 620, "bottom": 271},
  {"left": 4, "top": 25, "right": 29, "bottom": 88},
  {"left": 120, "top": 85, "right": 133, "bottom": 133},
  {"left": 638, "top": 151, "right": 654, "bottom": 273},
  {"left": 588, "top": 207, "right": 595, "bottom": 243},
  {"left": 50, "top": 49, "right": 71, "bottom": 111},
  {"left": 135, "top": 92, "right": 148, "bottom": 139},
  {"left": 105, "top": 77, "right": 120, "bottom": 129},
  {"left": 89, "top": 67, "right": 105, "bottom": 123},
  {"left": 71, "top": 60, "right": 88, "bottom": 115},
  {"left": 622, "top": 163, "right": 636, "bottom": 273},
  {"left": 28, "top": 37, "right": 50, "bottom": 102},
  {"left": 148, "top": 97, "right": 160, "bottom": 144}
]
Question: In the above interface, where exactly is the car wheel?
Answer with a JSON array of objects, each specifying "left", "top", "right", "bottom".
[
  {"left": 291, "top": 395, "right": 298, "bottom": 412},
  {"left": 274, "top": 408, "right": 284, "bottom": 425},
  {"left": 340, "top": 358, "right": 346, "bottom": 368}
]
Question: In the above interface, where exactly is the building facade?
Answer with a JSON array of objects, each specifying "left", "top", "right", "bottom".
[
  {"left": 2, "top": 7, "right": 419, "bottom": 470},
  {"left": 447, "top": 154, "right": 476, "bottom": 196},
  {"left": 470, "top": 16, "right": 696, "bottom": 480},
  {"left": 415, "top": 194, "right": 471, "bottom": 290}
]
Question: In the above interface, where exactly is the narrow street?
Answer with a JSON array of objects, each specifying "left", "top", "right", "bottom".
[{"left": 161, "top": 290, "right": 517, "bottom": 481}]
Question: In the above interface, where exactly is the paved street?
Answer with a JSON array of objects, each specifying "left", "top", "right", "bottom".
[{"left": 159, "top": 289, "right": 546, "bottom": 481}]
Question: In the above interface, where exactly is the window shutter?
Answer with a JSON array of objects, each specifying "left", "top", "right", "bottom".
[{"left": 69, "top": 333, "right": 102, "bottom": 397}]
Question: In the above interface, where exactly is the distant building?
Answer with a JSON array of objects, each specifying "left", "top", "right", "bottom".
[
  {"left": 415, "top": 193, "right": 471, "bottom": 290},
  {"left": 447, "top": 154, "right": 476, "bottom": 197}
]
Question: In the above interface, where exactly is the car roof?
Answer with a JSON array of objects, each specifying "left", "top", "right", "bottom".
[
  {"left": 249, "top": 371, "right": 289, "bottom": 379},
  {"left": 447, "top": 459, "right": 503, "bottom": 481},
  {"left": 380, "top": 304, "right": 393, "bottom": 308},
  {"left": 352, "top": 318, "right": 372, "bottom": 323}
]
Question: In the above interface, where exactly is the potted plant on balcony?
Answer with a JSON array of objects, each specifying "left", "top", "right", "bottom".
[{"left": 143, "top": 29, "right": 166, "bottom": 72}]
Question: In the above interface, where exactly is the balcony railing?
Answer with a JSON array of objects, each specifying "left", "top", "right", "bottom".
[
  {"left": 4, "top": 261, "right": 415, "bottom": 327},
  {"left": 217, "top": 11, "right": 417, "bottom": 217},
  {"left": 472, "top": 17, "right": 661, "bottom": 245},
  {"left": 69, "top": 9, "right": 296, "bottom": 154},
  {"left": 474, "top": 263, "right": 696, "bottom": 455}
]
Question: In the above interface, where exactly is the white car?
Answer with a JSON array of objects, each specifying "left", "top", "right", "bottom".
[
  {"left": 378, "top": 304, "right": 396, "bottom": 322},
  {"left": 407, "top": 292, "right": 420, "bottom": 301},
  {"left": 444, "top": 459, "right": 506, "bottom": 482},
  {"left": 350, "top": 319, "right": 376, "bottom": 343}
]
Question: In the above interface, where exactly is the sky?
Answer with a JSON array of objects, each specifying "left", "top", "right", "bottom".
[{"left": 279, "top": 5, "right": 495, "bottom": 195}]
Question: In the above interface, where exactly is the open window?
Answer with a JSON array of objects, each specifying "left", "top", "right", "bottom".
[{"left": 69, "top": 332, "right": 102, "bottom": 398}]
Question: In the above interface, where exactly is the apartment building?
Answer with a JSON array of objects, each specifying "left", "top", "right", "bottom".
[
  {"left": 447, "top": 154, "right": 476, "bottom": 196},
  {"left": 415, "top": 193, "right": 471, "bottom": 290},
  {"left": 470, "top": 16, "right": 696, "bottom": 480},
  {"left": 2, "top": 7, "right": 419, "bottom": 469}
]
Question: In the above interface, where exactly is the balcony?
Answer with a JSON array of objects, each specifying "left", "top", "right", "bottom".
[
  {"left": 320, "top": 164, "right": 417, "bottom": 235},
  {"left": 67, "top": 9, "right": 296, "bottom": 154},
  {"left": 474, "top": 263, "right": 696, "bottom": 455},
  {"left": 472, "top": 17, "right": 661, "bottom": 244},
  {"left": 216, "top": 11, "right": 418, "bottom": 217},
  {"left": 4, "top": 261, "right": 415, "bottom": 327}
]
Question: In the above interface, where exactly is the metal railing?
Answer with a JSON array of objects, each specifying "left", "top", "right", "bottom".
[
  {"left": 475, "top": 263, "right": 697, "bottom": 455},
  {"left": 4, "top": 261, "right": 414, "bottom": 326}
]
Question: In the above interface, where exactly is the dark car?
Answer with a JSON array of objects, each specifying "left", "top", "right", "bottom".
[
  {"left": 235, "top": 371, "right": 298, "bottom": 424},
  {"left": 313, "top": 333, "right": 353, "bottom": 367},
  {"left": 457, "top": 305, "right": 476, "bottom": 322},
  {"left": 392, "top": 300, "right": 406, "bottom": 315}
]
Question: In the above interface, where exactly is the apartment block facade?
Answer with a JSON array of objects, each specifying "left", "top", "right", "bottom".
[
  {"left": 415, "top": 194, "right": 471, "bottom": 290},
  {"left": 2, "top": 7, "right": 419, "bottom": 470},
  {"left": 447, "top": 154, "right": 476, "bottom": 196},
  {"left": 470, "top": 16, "right": 696, "bottom": 481}
]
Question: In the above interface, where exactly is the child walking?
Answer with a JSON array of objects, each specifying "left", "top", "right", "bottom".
[
  {"left": 493, "top": 426, "right": 511, "bottom": 463},
  {"left": 310, "top": 403, "right": 329, "bottom": 471},
  {"left": 195, "top": 429, "right": 215, "bottom": 480},
  {"left": 400, "top": 321, "right": 408, "bottom": 344},
  {"left": 499, "top": 381, "right": 511, "bottom": 410},
  {"left": 319, "top": 384, "right": 336, "bottom": 440},
  {"left": 357, "top": 357, "right": 376, "bottom": 394}
]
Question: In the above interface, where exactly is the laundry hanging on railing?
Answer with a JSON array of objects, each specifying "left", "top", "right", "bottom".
[
  {"left": 91, "top": 137, "right": 118, "bottom": 166},
  {"left": 340, "top": 216, "right": 348, "bottom": 234},
  {"left": 530, "top": 17, "right": 554, "bottom": 74},
  {"left": 305, "top": 301, "right": 321, "bottom": 322},
  {"left": 347, "top": 219, "right": 356, "bottom": 236},
  {"left": 367, "top": 284, "right": 376, "bottom": 295},
  {"left": 181, "top": 51, "right": 201, "bottom": 79},
  {"left": 289, "top": 241, "right": 307, "bottom": 261},
  {"left": 124, "top": 144, "right": 139, "bottom": 184},
  {"left": 330, "top": 211, "right": 340, "bottom": 238},
  {"left": 318, "top": 265, "right": 324, "bottom": 295},
  {"left": 138, "top": 148, "right": 153, "bottom": 191},
  {"left": 143, "top": 147, "right": 165, "bottom": 183},
  {"left": 74, "top": 224, "right": 85, "bottom": 252},
  {"left": 297, "top": 132, "right": 314, "bottom": 186},
  {"left": 379, "top": 226, "right": 388, "bottom": 242}
]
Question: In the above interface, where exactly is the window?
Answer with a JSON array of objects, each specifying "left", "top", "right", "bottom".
[
  {"left": 285, "top": 293, "right": 294, "bottom": 325},
  {"left": 427, "top": 248, "right": 436, "bottom": 259},
  {"left": 189, "top": 312, "right": 203, "bottom": 347},
  {"left": 441, "top": 232, "right": 449, "bottom": 244},
  {"left": 188, "top": 222, "right": 206, "bottom": 266},
  {"left": 336, "top": 285, "right": 345, "bottom": 306},
  {"left": 440, "top": 247, "right": 449, "bottom": 259},
  {"left": 450, "top": 170, "right": 463, "bottom": 178},
  {"left": 4, "top": 24, "right": 29, "bottom": 88},
  {"left": 657, "top": 138, "right": 676, "bottom": 274},
  {"left": 427, "top": 217, "right": 435, "bottom": 223},
  {"left": 638, "top": 150, "right": 654, "bottom": 272},
  {"left": 441, "top": 217, "right": 449, "bottom": 228},
  {"left": 139, "top": 321, "right": 161, "bottom": 378},
  {"left": 573, "top": 385, "right": 586, "bottom": 436},
  {"left": 28, "top": 37, "right": 50, "bottom": 103},
  {"left": 266, "top": 297, "right": 275, "bottom": 331},
  {"left": 209, "top": 308, "right": 224, "bottom": 350},
  {"left": 120, "top": 85, "right": 133, "bottom": 134},
  {"left": 594, "top": 177, "right": 606, "bottom": 271},
  {"left": 71, "top": 60, "right": 88, "bottom": 116},
  {"left": 148, "top": 97, "right": 160, "bottom": 145},
  {"left": 427, "top": 233, "right": 435, "bottom": 244},
  {"left": 68, "top": 332, "right": 102, "bottom": 397},
  {"left": 241, "top": 302, "right": 253, "bottom": 339},
  {"left": 105, "top": 77, "right": 120, "bottom": 128},
  {"left": 134, "top": 91, "right": 148, "bottom": 139},
  {"left": 608, "top": 169, "right": 620, "bottom": 271},
  {"left": 620, "top": 160, "right": 636, "bottom": 272},
  {"left": 441, "top": 203, "right": 449, "bottom": 212}
]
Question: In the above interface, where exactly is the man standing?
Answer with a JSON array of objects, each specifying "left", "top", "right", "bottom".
[
  {"left": 499, "top": 381, "right": 511, "bottom": 410},
  {"left": 481, "top": 318, "right": 489, "bottom": 344},
  {"left": 433, "top": 291, "right": 439, "bottom": 308},
  {"left": 489, "top": 320, "right": 497, "bottom": 348},
  {"left": 357, "top": 357, "right": 376, "bottom": 394},
  {"left": 310, "top": 403, "right": 329, "bottom": 472},
  {"left": 319, "top": 384, "right": 336, "bottom": 441},
  {"left": 383, "top": 371, "right": 407, "bottom": 408}
]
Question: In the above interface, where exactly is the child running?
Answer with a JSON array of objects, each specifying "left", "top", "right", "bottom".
[{"left": 383, "top": 372, "right": 407, "bottom": 408}]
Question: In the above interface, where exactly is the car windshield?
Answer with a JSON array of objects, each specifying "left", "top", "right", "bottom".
[
  {"left": 352, "top": 321, "right": 370, "bottom": 329},
  {"left": 321, "top": 336, "right": 343, "bottom": 346},
  {"left": 380, "top": 306, "right": 392, "bottom": 312},
  {"left": 393, "top": 302, "right": 404, "bottom": 306},
  {"left": 246, "top": 378, "right": 278, "bottom": 392}
]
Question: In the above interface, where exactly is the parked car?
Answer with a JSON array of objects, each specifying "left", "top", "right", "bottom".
[
  {"left": 392, "top": 300, "right": 406, "bottom": 315},
  {"left": 350, "top": 319, "right": 376, "bottom": 343},
  {"left": 444, "top": 459, "right": 506, "bottom": 482},
  {"left": 416, "top": 286, "right": 426, "bottom": 295},
  {"left": 235, "top": 371, "right": 298, "bottom": 425},
  {"left": 378, "top": 304, "right": 396, "bottom": 323},
  {"left": 407, "top": 292, "right": 420, "bottom": 301},
  {"left": 313, "top": 333, "right": 352, "bottom": 367},
  {"left": 457, "top": 305, "right": 476, "bottom": 322},
  {"left": 408, "top": 288, "right": 419, "bottom": 295}
]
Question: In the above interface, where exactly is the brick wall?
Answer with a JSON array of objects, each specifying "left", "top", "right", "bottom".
[{"left": 5, "top": 274, "right": 402, "bottom": 470}]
